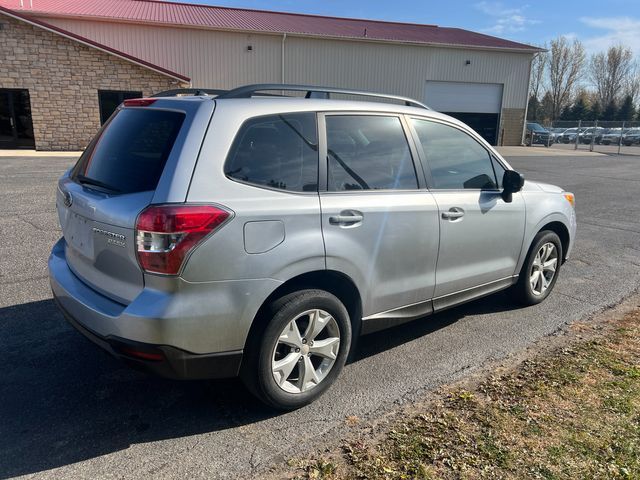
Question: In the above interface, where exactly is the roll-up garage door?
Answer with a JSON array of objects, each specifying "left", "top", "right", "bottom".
[{"left": 424, "top": 81, "right": 503, "bottom": 145}]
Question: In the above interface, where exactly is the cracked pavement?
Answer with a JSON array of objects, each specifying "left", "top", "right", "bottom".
[{"left": 0, "top": 152, "right": 638, "bottom": 479}]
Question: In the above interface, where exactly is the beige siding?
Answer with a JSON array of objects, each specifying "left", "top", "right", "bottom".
[
  {"left": 33, "top": 16, "right": 533, "bottom": 144},
  {"left": 39, "top": 17, "right": 531, "bottom": 108},
  {"left": 39, "top": 18, "right": 283, "bottom": 88},
  {"left": 284, "top": 36, "right": 531, "bottom": 109}
]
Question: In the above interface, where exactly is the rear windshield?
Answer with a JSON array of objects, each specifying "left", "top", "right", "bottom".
[{"left": 71, "top": 108, "right": 185, "bottom": 194}]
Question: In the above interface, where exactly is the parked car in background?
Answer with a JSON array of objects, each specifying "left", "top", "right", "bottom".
[
  {"left": 557, "top": 127, "right": 582, "bottom": 144},
  {"left": 548, "top": 127, "right": 565, "bottom": 144},
  {"left": 578, "top": 127, "right": 606, "bottom": 144},
  {"left": 525, "top": 122, "right": 551, "bottom": 146},
  {"left": 600, "top": 128, "right": 624, "bottom": 145},
  {"left": 622, "top": 129, "right": 640, "bottom": 146}
]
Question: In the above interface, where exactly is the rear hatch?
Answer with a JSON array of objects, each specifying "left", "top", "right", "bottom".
[{"left": 56, "top": 97, "right": 214, "bottom": 304}]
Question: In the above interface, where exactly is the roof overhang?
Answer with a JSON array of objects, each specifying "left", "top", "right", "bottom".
[
  {"left": 23, "top": 10, "right": 544, "bottom": 55},
  {"left": 0, "top": 5, "right": 192, "bottom": 84}
]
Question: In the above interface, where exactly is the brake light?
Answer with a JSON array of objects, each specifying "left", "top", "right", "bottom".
[
  {"left": 124, "top": 98, "right": 157, "bottom": 107},
  {"left": 136, "top": 205, "right": 231, "bottom": 275}
]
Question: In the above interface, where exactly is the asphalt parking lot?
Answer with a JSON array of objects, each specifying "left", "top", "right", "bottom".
[{"left": 1, "top": 152, "right": 639, "bottom": 479}]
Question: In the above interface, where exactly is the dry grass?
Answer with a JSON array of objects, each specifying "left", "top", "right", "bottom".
[{"left": 284, "top": 308, "right": 640, "bottom": 480}]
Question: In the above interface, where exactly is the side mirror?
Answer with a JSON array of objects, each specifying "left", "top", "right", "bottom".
[{"left": 502, "top": 170, "right": 525, "bottom": 203}]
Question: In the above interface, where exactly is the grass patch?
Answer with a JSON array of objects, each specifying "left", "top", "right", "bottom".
[{"left": 284, "top": 308, "right": 640, "bottom": 479}]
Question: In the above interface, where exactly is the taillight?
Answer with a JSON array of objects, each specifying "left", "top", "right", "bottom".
[
  {"left": 124, "top": 98, "right": 157, "bottom": 107},
  {"left": 135, "top": 205, "right": 231, "bottom": 275}
]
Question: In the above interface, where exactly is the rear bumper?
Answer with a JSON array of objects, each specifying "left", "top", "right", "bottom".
[
  {"left": 48, "top": 237, "right": 254, "bottom": 380},
  {"left": 55, "top": 296, "right": 242, "bottom": 379}
]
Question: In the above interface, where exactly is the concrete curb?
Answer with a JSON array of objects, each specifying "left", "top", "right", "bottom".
[
  {"left": 0, "top": 150, "right": 82, "bottom": 157},
  {"left": 496, "top": 146, "right": 605, "bottom": 157}
]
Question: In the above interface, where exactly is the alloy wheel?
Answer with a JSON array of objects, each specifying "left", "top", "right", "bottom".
[
  {"left": 271, "top": 309, "right": 341, "bottom": 394},
  {"left": 530, "top": 242, "right": 558, "bottom": 296}
]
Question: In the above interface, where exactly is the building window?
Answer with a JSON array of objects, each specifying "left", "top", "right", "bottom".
[{"left": 98, "top": 90, "right": 143, "bottom": 125}]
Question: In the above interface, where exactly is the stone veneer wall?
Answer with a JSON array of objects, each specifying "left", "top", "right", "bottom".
[
  {"left": 0, "top": 15, "right": 187, "bottom": 150},
  {"left": 500, "top": 108, "right": 526, "bottom": 146}
]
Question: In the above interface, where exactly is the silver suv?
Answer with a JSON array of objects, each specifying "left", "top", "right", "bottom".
[{"left": 49, "top": 84, "right": 576, "bottom": 410}]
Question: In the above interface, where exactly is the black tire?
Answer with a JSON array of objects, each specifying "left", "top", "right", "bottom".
[
  {"left": 240, "top": 289, "right": 352, "bottom": 410},
  {"left": 512, "top": 230, "right": 563, "bottom": 306}
]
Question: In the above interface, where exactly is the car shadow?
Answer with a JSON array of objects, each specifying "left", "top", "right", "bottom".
[
  {"left": 0, "top": 291, "right": 521, "bottom": 478},
  {"left": 351, "top": 290, "right": 520, "bottom": 362}
]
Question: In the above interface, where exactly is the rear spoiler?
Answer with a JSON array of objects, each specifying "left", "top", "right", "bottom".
[{"left": 150, "top": 88, "right": 227, "bottom": 98}]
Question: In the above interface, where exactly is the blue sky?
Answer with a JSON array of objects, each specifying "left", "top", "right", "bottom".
[{"left": 188, "top": 0, "right": 640, "bottom": 56}]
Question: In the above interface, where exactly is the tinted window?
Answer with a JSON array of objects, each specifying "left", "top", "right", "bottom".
[
  {"left": 412, "top": 119, "right": 498, "bottom": 190},
  {"left": 225, "top": 113, "right": 318, "bottom": 192},
  {"left": 326, "top": 116, "right": 417, "bottom": 191},
  {"left": 72, "top": 108, "right": 184, "bottom": 193},
  {"left": 98, "top": 90, "right": 142, "bottom": 124}
]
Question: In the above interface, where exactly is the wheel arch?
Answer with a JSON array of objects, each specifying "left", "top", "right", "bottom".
[
  {"left": 242, "top": 270, "right": 363, "bottom": 352},
  {"left": 538, "top": 220, "right": 570, "bottom": 263}
]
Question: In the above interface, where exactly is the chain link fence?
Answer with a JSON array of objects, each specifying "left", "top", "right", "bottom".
[{"left": 525, "top": 120, "right": 640, "bottom": 154}]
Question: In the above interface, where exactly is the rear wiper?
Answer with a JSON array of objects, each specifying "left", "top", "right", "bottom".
[{"left": 76, "top": 174, "right": 120, "bottom": 192}]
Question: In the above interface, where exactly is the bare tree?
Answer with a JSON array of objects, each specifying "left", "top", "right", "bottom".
[
  {"left": 589, "top": 45, "right": 634, "bottom": 106},
  {"left": 529, "top": 47, "right": 548, "bottom": 100},
  {"left": 623, "top": 63, "right": 640, "bottom": 104},
  {"left": 548, "top": 37, "right": 585, "bottom": 120}
]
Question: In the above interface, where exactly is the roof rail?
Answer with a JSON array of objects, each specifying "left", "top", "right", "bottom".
[
  {"left": 150, "top": 88, "right": 227, "bottom": 98},
  {"left": 218, "top": 84, "right": 429, "bottom": 109}
]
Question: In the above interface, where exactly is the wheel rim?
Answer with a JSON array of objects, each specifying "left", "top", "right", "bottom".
[
  {"left": 271, "top": 309, "right": 341, "bottom": 394},
  {"left": 529, "top": 242, "right": 558, "bottom": 296}
]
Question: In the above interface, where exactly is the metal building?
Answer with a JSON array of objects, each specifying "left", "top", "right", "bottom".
[{"left": 0, "top": 0, "right": 541, "bottom": 149}]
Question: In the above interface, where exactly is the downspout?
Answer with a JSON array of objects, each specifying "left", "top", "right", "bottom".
[
  {"left": 521, "top": 52, "right": 537, "bottom": 145},
  {"left": 281, "top": 33, "right": 287, "bottom": 84}
]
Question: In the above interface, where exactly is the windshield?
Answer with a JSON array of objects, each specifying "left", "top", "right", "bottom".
[{"left": 527, "top": 123, "right": 546, "bottom": 132}]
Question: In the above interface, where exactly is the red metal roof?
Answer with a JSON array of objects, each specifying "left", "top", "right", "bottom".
[
  {"left": 0, "top": 0, "right": 540, "bottom": 52},
  {"left": 0, "top": 4, "right": 191, "bottom": 82}
]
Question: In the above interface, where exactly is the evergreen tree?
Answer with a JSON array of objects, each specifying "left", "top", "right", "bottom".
[
  {"left": 616, "top": 95, "right": 636, "bottom": 121},
  {"left": 571, "top": 96, "right": 588, "bottom": 119},
  {"left": 589, "top": 100, "right": 602, "bottom": 121},
  {"left": 602, "top": 100, "right": 618, "bottom": 120},
  {"left": 527, "top": 95, "right": 541, "bottom": 121},
  {"left": 559, "top": 105, "right": 573, "bottom": 120},
  {"left": 540, "top": 91, "right": 554, "bottom": 121}
]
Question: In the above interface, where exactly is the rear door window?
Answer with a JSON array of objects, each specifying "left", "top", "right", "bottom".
[
  {"left": 72, "top": 108, "right": 185, "bottom": 194},
  {"left": 224, "top": 112, "right": 318, "bottom": 192}
]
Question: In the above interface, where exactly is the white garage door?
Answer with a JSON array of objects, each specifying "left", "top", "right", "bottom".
[{"left": 424, "top": 81, "right": 503, "bottom": 113}]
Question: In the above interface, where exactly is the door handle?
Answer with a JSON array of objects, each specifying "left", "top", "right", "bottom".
[
  {"left": 329, "top": 212, "right": 364, "bottom": 226},
  {"left": 441, "top": 208, "right": 465, "bottom": 220}
]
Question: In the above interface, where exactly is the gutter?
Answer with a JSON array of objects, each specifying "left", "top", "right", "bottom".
[{"left": 521, "top": 52, "right": 540, "bottom": 145}]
